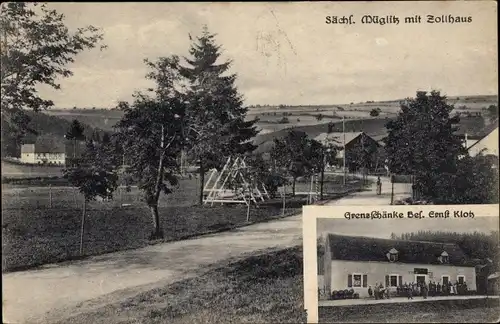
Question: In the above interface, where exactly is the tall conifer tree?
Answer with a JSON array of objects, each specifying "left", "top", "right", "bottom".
[{"left": 179, "top": 26, "right": 259, "bottom": 205}]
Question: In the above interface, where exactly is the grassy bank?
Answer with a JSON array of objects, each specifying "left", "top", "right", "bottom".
[{"left": 58, "top": 246, "right": 307, "bottom": 324}]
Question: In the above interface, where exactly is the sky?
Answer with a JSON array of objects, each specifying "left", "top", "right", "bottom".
[
  {"left": 36, "top": 2, "right": 498, "bottom": 108},
  {"left": 317, "top": 216, "right": 498, "bottom": 239}
]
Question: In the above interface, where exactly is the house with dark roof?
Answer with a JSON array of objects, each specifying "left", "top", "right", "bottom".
[
  {"left": 322, "top": 234, "right": 477, "bottom": 298},
  {"left": 314, "top": 132, "right": 381, "bottom": 171},
  {"left": 20, "top": 139, "right": 66, "bottom": 165},
  {"left": 467, "top": 123, "right": 498, "bottom": 157},
  {"left": 20, "top": 138, "right": 87, "bottom": 166}
]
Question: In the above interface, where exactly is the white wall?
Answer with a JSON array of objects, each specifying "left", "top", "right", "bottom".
[
  {"left": 33, "top": 153, "right": 66, "bottom": 165},
  {"left": 20, "top": 153, "right": 36, "bottom": 164},
  {"left": 468, "top": 128, "right": 499, "bottom": 157},
  {"left": 329, "top": 259, "right": 476, "bottom": 298}
]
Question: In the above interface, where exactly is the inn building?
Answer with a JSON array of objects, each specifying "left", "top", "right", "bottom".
[{"left": 322, "top": 234, "right": 477, "bottom": 298}]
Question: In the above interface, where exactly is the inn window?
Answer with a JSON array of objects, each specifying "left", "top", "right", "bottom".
[
  {"left": 389, "top": 274, "right": 400, "bottom": 287},
  {"left": 441, "top": 251, "right": 449, "bottom": 264},
  {"left": 348, "top": 273, "right": 367, "bottom": 288},
  {"left": 442, "top": 275, "right": 450, "bottom": 286},
  {"left": 457, "top": 275, "right": 465, "bottom": 284}
]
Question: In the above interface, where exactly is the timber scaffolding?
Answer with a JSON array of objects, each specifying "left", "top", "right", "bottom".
[{"left": 203, "top": 156, "right": 270, "bottom": 206}]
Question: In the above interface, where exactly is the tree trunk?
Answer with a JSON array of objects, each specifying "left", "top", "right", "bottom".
[
  {"left": 79, "top": 199, "right": 86, "bottom": 256},
  {"left": 292, "top": 177, "right": 296, "bottom": 196},
  {"left": 149, "top": 204, "right": 163, "bottom": 239},
  {"left": 320, "top": 158, "right": 325, "bottom": 200},
  {"left": 199, "top": 160, "right": 205, "bottom": 205}
]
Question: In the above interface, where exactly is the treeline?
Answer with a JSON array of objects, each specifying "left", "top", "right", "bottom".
[
  {"left": 391, "top": 230, "right": 499, "bottom": 263},
  {"left": 1, "top": 110, "right": 105, "bottom": 158}
]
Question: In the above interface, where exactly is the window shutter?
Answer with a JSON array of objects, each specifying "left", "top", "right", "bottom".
[
  {"left": 399, "top": 276, "right": 403, "bottom": 286},
  {"left": 363, "top": 275, "right": 368, "bottom": 287},
  {"left": 385, "top": 275, "right": 389, "bottom": 287},
  {"left": 348, "top": 274, "right": 353, "bottom": 287}
]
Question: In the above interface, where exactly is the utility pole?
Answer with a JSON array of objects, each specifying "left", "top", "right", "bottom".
[{"left": 343, "top": 116, "right": 346, "bottom": 186}]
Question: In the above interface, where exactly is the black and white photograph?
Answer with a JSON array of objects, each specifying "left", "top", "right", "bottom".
[
  {"left": 314, "top": 208, "right": 499, "bottom": 323},
  {"left": 1, "top": 1, "right": 498, "bottom": 324}
]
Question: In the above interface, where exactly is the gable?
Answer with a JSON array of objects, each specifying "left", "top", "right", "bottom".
[{"left": 327, "top": 234, "right": 473, "bottom": 266}]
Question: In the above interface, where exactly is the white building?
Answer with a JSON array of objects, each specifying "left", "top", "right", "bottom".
[
  {"left": 322, "top": 234, "right": 477, "bottom": 299},
  {"left": 20, "top": 142, "right": 66, "bottom": 165},
  {"left": 467, "top": 125, "right": 498, "bottom": 157}
]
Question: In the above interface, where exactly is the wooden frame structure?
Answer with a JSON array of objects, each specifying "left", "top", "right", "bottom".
[
  {"left": 294, "top": 173, "right": 320, "bottom": 204},
  {"left": 203, "top": 157, "right": 270, "bottom": 206}
]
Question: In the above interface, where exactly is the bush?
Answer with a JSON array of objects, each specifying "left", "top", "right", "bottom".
[{"left": 278, "top": 117, "right": 289, "bottom": 124}]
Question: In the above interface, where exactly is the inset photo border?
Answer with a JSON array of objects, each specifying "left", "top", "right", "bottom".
[{"left": 303, "top": 204, "right": 500, "bottom": 323}]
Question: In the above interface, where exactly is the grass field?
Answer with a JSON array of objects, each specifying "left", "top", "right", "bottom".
[
  {"left": 56, "top": 246, "right": 307, "bottom": 324},
  {"left": 1, "top": 161, "right": 64, "bottom": 178},
  {"left": 2, "top": 175, "right": 368, "bottom": 272},
  {"left": 319, "top": 298, "right": 500, "bottom": 323},
  {"left": 1, "top": 174, "right": 365, "bottom": 210}
]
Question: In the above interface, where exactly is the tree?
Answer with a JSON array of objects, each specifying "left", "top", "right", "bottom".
[
  {"left": 271, "top": 130, "right": 323, "bottom": 196},
  {"left": 0, "top": 3, "right": 105, "bottom": 156},
  {"left": 178, "top": 26, "right": 259, "bottom": 205},
  {"left": 63, "top": 137, "right": 119, "bottom": 255},
  {"left": 370, "top": 108, "right": 381, "bottom": 117},
  {"left": 115, "top": 91, "right": 184, "bottom": 239},
  {"left": 486, "top": 105, "right": 498, "bottom": 122},
  {"left": 440, "top": 153, "right": 499, "bottom": 204},
  {"left": 65, "top": 119, "right": 86, "bottom": 140},
  {"left": 384, "top": 91, "right": 465, "bottom": 201}
]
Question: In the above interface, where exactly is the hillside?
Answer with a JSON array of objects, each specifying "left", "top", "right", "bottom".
[
  {"left": 2, "top": 110, "right": 106, "bottom": 158},
  {"left": 3, "top": 94, "right": 496, "bottom": 159},
  {"left": 44, "top": 108, "right": 123, "bottom": 132}
]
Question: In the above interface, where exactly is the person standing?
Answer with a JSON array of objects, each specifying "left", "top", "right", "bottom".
[
  {"left": 368, "top": 286, "right": 373, "bottom": 298},
  {"left": 376, "top": 176, "right": 382, "bottom": 195},
  {"left": 407, "top": 284, "right": 414, "bottom": 300},
  {"left": 422, "top": 282, "right": 429, "bottom": 299}
]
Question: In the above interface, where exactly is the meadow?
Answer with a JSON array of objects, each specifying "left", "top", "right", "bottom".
[{"left": 2, "top": 174, "right": 367, "bottom": 272}]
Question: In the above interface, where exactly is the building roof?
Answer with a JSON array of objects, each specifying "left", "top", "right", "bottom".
[
  {"left": 21, "top": 138, "right": 66, "bottom": 154},
  {"left": 467, "top": 125, "right": 498, "bottom": 153},
  {"left": 314, "top": 132, "right": 364, "bottom": 146},
  {"left": 456, "top": 119, "right": 498, "bottom": 139},
  {"left": 326, "top": 234, "right": 473, "bottom": 267}
]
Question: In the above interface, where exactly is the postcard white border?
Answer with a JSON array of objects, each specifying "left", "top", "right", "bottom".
[{"left": 303, "top": 204, "right": 499, "bottom": 323}]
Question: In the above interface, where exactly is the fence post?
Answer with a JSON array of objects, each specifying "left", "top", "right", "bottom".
[
  {"left": 49, "top": 184, "right": 52, "bottom": 208},
  {"left": 73, "top": 187, "right": 78, "bottom": 208}
]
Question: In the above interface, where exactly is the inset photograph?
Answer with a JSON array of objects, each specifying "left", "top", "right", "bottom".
[{"left": 316, "top": 216, "right": 500, "bottom": 323}]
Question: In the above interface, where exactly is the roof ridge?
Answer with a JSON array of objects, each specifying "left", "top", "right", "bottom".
[{"left": 327, "top": 233, "right": 460, "bottom": 247}]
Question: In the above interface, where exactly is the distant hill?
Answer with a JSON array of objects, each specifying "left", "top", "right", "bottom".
[
  {"left": 2, "top": 110, "right": 106, "bottom": 158},
  {"left": 44, "top": 109, "right": 124, "bottom": 132}
]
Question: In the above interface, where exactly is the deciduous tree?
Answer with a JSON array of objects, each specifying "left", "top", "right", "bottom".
[
  {"left": 63, "top": 137, "right": 119, "bottom": 255},
  {"left": 0, "top": 2, "right": 105, "bottom": 155},
  {"left": 384, "top": 91, "right": 465, "bottom": 201},
  {"left": 114, "top": 92, "right": 184, "bottom": 240}
]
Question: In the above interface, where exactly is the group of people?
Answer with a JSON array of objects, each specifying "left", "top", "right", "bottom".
[
  {"left": 368, "top": 283, "right": 390, "bottom": 300},
  {"left": 368, "top": 281, "right": 469, "bottom": 300},
  {"left": 398, "top": 281, "right": 469, "bottom": 299}
]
